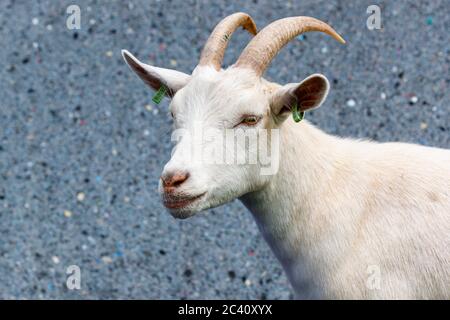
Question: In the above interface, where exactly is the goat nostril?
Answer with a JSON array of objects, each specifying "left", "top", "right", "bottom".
[
  {"left": 172, "top": 174, "right": 187, "bottom": 187},
  {"left": 162, "top": 171, "right": 189, "bottom": 189}
]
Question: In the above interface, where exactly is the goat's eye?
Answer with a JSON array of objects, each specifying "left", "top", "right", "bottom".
[{"left": 240, "top": 116, "right": 259, "bottom": 126}]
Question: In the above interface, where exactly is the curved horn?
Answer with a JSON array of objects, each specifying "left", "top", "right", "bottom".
[
  {"left": 198, "top": 12, "right": 257, "bottom": 70},
  {"left": 234, "top": 16, "right": 345, "bottom": 76}
]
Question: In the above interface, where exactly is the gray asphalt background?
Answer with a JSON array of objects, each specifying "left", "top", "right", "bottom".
[{"left": 0, "top": 0, "right": 448, "bottom": 299}]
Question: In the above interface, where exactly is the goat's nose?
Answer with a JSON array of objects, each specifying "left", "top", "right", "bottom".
[{"left": 161, "top": 171, "right": 189, "bottom": 189}]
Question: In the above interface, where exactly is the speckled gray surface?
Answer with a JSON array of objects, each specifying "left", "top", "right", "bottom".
[{"left": 0, "top": 0, "right": 448, "bottom": 299}]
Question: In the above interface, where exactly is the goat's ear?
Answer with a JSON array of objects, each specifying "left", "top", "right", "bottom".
[
  {"left": 121, "top": 50, "right": 190, "bottom": 97},
  {"left": 270, "top": 74, "right": 330, "bottom": 120}
]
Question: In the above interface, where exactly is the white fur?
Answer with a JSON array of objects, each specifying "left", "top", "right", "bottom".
[
  {"left": 123, "top": 54, "right": 450, "bottom": 299},
  {"left": 241, "top": 119, "right": 450, "bottom": 299}
]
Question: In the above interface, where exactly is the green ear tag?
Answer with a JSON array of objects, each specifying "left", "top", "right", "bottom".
[
  {"left": 152, "top": 85, "right": 168, "bottom": 104},
  {"left": 292, "top": 101, "right": 305, "bottom": 123}
]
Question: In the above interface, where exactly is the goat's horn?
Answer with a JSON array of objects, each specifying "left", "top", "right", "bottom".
[
  {"left": 234, "top": 16, "right": 345, "bottom": 76},
  {"left": 198, "top": 12, "right": 257, "bottom": 70}
]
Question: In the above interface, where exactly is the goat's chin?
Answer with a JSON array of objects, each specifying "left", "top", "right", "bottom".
[
  {"left": 167, "top": 208, "right": 199, "bottom": 219},
  {"left": 163, "top": 194, "right": 231, "bottom": 219},
  {"left": 160, "top": 186, "right": 245, "bottom": 219},
  {"left": 165, "top": 200, "right": 213, "bottom": 219}
]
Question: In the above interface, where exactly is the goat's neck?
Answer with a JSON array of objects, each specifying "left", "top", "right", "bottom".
[{"left": 240, "top": 119, "right": 347, "bottom": 291}]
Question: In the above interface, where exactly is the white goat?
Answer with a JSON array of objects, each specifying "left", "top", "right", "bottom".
[{"left": 122, "top": 13, "right": 450, "bottom": 299}]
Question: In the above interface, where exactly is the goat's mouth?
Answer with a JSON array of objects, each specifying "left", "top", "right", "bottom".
[{"left": 162, "top": 192, "right": 206, "bottom": 211}]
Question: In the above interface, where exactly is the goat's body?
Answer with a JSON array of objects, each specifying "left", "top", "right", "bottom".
[{"left": 241, "top": 119, "right": 450, "bottom": 299}]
